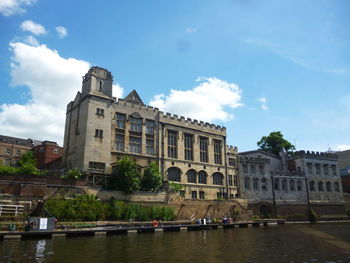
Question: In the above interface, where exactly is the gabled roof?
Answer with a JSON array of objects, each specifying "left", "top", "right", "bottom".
[{"left": 124, "top": 90, "right": 145, "bottom": 105}]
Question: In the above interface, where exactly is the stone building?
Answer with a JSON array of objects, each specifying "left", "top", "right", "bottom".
[
  {"left": 63, "top": 66, "right": 239, "bottom": 200},
  {"left": 0, "top": 135, "right": 33, "bottom": 166}
]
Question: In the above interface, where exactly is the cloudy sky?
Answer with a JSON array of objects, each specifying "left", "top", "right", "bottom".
[{"left": 0, "top": 0, "right": 349, "bottom": 152}]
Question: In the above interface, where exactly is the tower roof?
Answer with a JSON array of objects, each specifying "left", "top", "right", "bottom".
[{"left": 124, "top": 90, "right": 145, "bottom": 105}]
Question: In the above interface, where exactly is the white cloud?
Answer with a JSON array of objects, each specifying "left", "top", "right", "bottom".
[
  {"left": 186, "top": 27, "right": 197, "bottom": 34},
  {"left": 257, "top": 97, "right": 268, "bottom": 111},
  {"left": 113, "top": 84, "right": 123, "bottom": 99},
  {"left": 20, "top": 20, "right": 46, "bottom": 35},
  {"left": 0, "top": 0, "right": 36, "bottom": 16},
  {"left": 334, "top": 145, "right": 350, "bottom": 151},
  {"left": 23, "top": 35, "right": 39, "bottom": 46},
  {"left": 149, "top": 77, "right": 243, "bottom": 123},
  {"left": 55, "top": 26, "right": 67, "bottom": 38}
]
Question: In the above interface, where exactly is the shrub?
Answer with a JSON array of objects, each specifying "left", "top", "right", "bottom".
[
  {"left": 308, "top": 209, "right": 319, "bottom": 223},
  {"left": 140, "top": 162, "right": 162, "bottom": 192}
]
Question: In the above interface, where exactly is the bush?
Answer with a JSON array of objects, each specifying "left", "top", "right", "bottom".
[
  {"left": 308, "top": 209, "right": 319, "bottom": 223},
  {"left": 140, "top": 162, "right": 162, "bottom": 192}
]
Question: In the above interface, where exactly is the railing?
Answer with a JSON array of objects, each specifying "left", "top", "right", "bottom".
[{"left": 0, "top": 204, "right": 24, "bottom": 216}]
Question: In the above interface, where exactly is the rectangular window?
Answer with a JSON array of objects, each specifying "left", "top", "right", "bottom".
[
  {"left": 116, "top": 113, "right": 126, "bottom": 129},
  {"left": 213, "top": 139, "right": 222, "bottom": 164},
  {"left": 251, "top": 165, "right": 256, "bottom": 174},
  {"left": 323, "top": 164, "right": 329, "bottom": 175},
  {"left": 116, "top": 134, "right": 124, "bottom": 151},
  {"left": 307, "top": 163, "right": 313, "bottom": 174},
  {"left": 331, "top": 165, "right": 337, "bottom": 176},
  {"left": 243, "top": 164, "right": 248, "bottom": 173},
  {"left": 184, "top": 134, "right": 194, "bottom": 161},
  {"left": 228, "top": 175, "right": 233, "bottom": 186},
  {"left": 16, "top": 149, "right": 21, "bottom": 156},
  {"left": 146, "top": 120, "right": 154, "bottom": 135},
  {"left": 96, "top": 108, "right": 104, "bottom": 116},
  {"left": 234, "top": 175, "right": 238, "bottom": 186},
  {"left": 167, "top": 131, "right": 177, "bottom": 158},
  {"left": 5, "top": 148, "right": 10, "bottom": 155},
  {"left": 88, "top": 161, "right": 105, "bottom": 171},
  {"left": 200, "top": 137, "right": 208, "bottom": 163},
  {"left": 53, "top": 148, "right": 59, "bottom": 154},
  {"left": 228, "top": 158, "right": 236, "bottom": 167},
  {"left": 129, "top": 136, "right": 142, "bottom": 153},
  {"left": 259, "top": 164, "right": 264, "bottom": 175},
  {"left": 191, "top": 191, "right": 197, "bottom": 200},
  {"left": 129, "top": 116, "right": 142, "bottom": 133},
  {"left": 95, "top": 129, "right": 103, "bottom": 138},
  {"left": 146, "top": 138, "right": 154, "bottom": 155},
  {"left": 315, "top": 164, "right": 321, "bottom": 175},
  {"left": 199, "top": 191, "right": 205, "bottom": 200}
]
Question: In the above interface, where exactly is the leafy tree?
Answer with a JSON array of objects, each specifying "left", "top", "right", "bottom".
[
  {"left": 140, "top": 162, "right": 162, "bottom": 192},
  {"left": 257, "top": 131, "right": 295, "bottom": 156},
  {"left": 110, "top": 156, "right": 141, "bottom": 193},
  {"left": 17, "top": 151, "right": 41, "bottom": 175}
]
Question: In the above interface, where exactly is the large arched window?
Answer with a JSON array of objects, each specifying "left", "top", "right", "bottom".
[
  {"left": 198, "top": 170, "right": 207, "bottom": 184},
  {"left": 261, "top": 178, "right": 268, "bottom": 191},
  {"left": 297, "top": 180, "right": 303, "bottom": 191},
  {"left": 282, "top": 179, "right": 288, "bottom": 192},
  {"left": 326, "top": 181, "right": 332, "bottom": 192},
  {"left": 318, "top": 181, "right": 324, "bottom": 192},
  {"left": 167, "top": 167, "right": 181, "bottom": 182},
  {"left": 244, "top": 177, "right": 251, "bottom": 189},
  {"left": 187, "top": 169, "right": 197, "bottom": 183},
  {"left": 310, "top": 181, "right": 315, "bottom": 191},
  {"left": 334, "top": 182, "right": 340, "bottom": 192},
  {"left": 253, "top": 178, "right": 259, "bottom": 190},
  {"left": 213, "top": 172, "right": 224, "bottom": 185},
  {"left": 290, "top": 180, "right": 295, "bottom": 191}
]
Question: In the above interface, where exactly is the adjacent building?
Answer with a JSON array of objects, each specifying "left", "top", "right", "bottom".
[
  {"left": 63, "top": 67, "right": 239, "bottom": 200},
  {"left": 0, "top": 135, "right": 33, "bottom": 166}
]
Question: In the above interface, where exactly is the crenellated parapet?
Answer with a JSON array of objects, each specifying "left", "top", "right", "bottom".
[
  {"left": 227, "top": 145, "right": 238, "bottom": 154},
  {"left": 289, "top": 150, "right": 337, "bottom": 160},
  {"left": 115, "top": 98, "right": 160, "bottom": 112}
]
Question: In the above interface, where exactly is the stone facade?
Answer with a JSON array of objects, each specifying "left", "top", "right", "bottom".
[
  {"left": 63, "top": 67, "right": 239, "bottom": 200},
  {"left": 0, "top": 135, "right": 33, "bottom": 166}
]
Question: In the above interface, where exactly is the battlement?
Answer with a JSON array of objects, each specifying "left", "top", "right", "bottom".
[
  {"left": 290, "top": 150, "right": 338, "bottom": 160},
  {"left": 116, "top": 98, "right": 159, "bottom": 112},
  {"left": 83, "top": 66, "right": 113, "bottom": 82},
  {"left": 227, "top": 145, "right": 238, "bottom": 153},
  {"left": 271, "top": 170, "right": 304, "bottom": 177}
]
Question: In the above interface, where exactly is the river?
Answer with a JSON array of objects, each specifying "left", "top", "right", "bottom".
[{"left": 0, "top": 223, "right": 349, "bottom": 263}]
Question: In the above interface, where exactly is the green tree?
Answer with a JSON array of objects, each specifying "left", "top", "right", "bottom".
[
  {"left": 110, "top": 156, "right": 141, "bottom": 193},
  {"left": 17, "top": 151, "right": 41, "bottom": 175},
  {"left": 257, "top": 131, "right": 295, "bottom": 156},
  {"left": 140, "top": 162, "right": 163, "bottom": 192}
]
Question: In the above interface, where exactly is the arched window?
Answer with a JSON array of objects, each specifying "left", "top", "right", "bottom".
[
  {"left": 244, "top": 177, "right": 251, "bottom": 189},
  {"left": 187, "top": 169, "right": 197, "bottom": 183},
  {"left": 198, "top": 170, "right": 207, "bottom": 184},
  {"left": 253, "top": 178, "right": 259, "bottom": 190},
  {"left": 261, "top": 178, "right": 268, "bottom": 191},
  {"left": 290, "top": 180, "right": 295, "bottom": 191},
  {"left": 334, "top": 182, "right": 340, "bottom": 192},
  {"left": 297, "top": 180, "right": 303, "bottom": 191},
  {"left": 213, "top": 172, "right": 224, "bottom": 185},
  {"left": 326, "top": 181, "right": 332, "bottom": 192},
  {"left": 310, "top": 181, "right": 315, "bottom": 191},
  {"left": 167, "top": 167, "right": 181, "bottom": 182},
  {"left": 318, "top": 181, "right": 324, "bottom": 192},
  {"left": 274, "top": 178, "right": 280, "bottom": 190},
  {"left": 282, "top": 179, "right": 288, "bottom": 192}
]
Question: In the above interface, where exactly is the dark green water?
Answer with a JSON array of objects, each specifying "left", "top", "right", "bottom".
[{"left": 1, "top": 223, "right": 349, "bottom": 263}]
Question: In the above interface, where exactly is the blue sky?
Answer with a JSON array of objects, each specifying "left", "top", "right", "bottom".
[{"left": 0, "top": 0, "right": 349, "bottom": 152}]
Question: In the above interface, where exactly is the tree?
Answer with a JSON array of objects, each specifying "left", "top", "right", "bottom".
[
  {"left": 17, "top": 151, "right": 41, "bottom": 175},
  {"left": 140, "top": 162, "right": 162, "bottom": 192},
  {"left": 110, "top": 156, "right": 141, "bottom": 194},
  {"left": 257, "top": 131, "right": 295, "bottom": 156}
]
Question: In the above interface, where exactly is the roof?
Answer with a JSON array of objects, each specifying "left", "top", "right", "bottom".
[
  {"left": 124, "top": 90, "right": 145, "bottom": 105},
  {"left": 238, "top": 149, "right": 281, "bottom": 159},
  {"left": 0, "top": 135, "right": 33, "bottom": 148}
]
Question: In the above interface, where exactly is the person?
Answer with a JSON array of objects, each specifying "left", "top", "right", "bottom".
[{"left": 152, "top": 220, "right": 158, "bottom": 227}]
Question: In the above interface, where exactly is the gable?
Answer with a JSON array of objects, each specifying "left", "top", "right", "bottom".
[{"left": 124, "top": 90, "right": 145, "bottom": 105}]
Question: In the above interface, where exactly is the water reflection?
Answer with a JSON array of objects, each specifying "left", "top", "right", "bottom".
[{"left": 35, "top": 240, "right": 46, "bottom": 263}]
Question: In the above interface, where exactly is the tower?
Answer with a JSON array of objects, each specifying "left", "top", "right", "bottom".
[{"left": 82, "top": 66, "right": 113, "bottom": 98}]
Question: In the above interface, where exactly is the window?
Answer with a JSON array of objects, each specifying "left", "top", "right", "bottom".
[
  {"left": 228, "top": 175, "right": 233, "bottom": 186},
  {"left": 95, "top": 129, "right": 103, "bottom": 138},
  {"left": 184, "top": 134, "right": 194, "bottom": 161},
  {"left": 213, "top": 172, "right": 223, "bottom": 185},
  {"left": 129, "top": 136, "right": 141, "bottom": 153},
  {"left": 244, "top": 177, "right": 251, "bottom": 189},
  {"left": 191, "top": 191, "right": 197, "bottom": 199},
  {"left": 234, "top": 175, "right": 238, "bottom": 186},
  {"left": 99, "top": 80, "right": 103, "bottom": 91},
  {"left": 129, "top": 117, "right": 142, "bottom": 133},
  {"left": 5, "top": 148, "right": 10, "bottom": 154},
  {"left": 253, "top": 178, "right": 259, "bottom": 190},
  {"left": 315, "top": 164, "right": 321, "bottom": 175},
  {"left": 168, "top": 167, "right": 181, "bottom": 182},
  {"left": 146, "top": 138, "right": 154, "bottom": 155},
  {"left": 282, "top": 179, "right": 288, "bottom": 191},
  {"left": 251, "top": 165, "right": 256, "bottom": 174},
  {"left": 228, "top": 158, "right": 236, "bottom": 167},
  {"left": 146, "top": 120, "right": 154, "bottom": 135},
  {"left": 96, "top": 108, "right": 104, "bottom": 116},
  {"left": 4, "top": 158, "right": 11, "bottom": 166},
  {"left": 179, "top": 190, "right": 185, "bottom": 197},
  {"left": 53, "top": 148, "right": 59, "bottom": 154},
  {"left": 199, "top": 137, "right": 208, "bottom": 163},
  {"left": 167, "top": 131, "right": 177, "bottom": 158},
  {"left": 297, "top": 180, "right": 303, "bottom": 191},
  {"left": 198, "top": 170, "right": 207, "bottom": 184},
  {"left": 213, "top": 140, "right": 222, "bottom": 164},
  {"left": 323, "top": 164, "right": 329, "bottom": 175},
  {"left": 334, "top": 182, "right": 340, "bottom": 192},
  {"left": 290, "top": 180, "right": 295, "bottom": 191},
  {"left": 259, "top": 165, "right": 264, "bottom": 175},
  {"left": 310, "top": 181, "right": 315, "bottom": 191},
  {"left": 116, "top": 113, "right": 126, "bottom": 129},
  {"left": 261, "top": 178, "right": 267, "bottom": 191},
  {"left": 307, "top": 163, "right": 313, "bottom": 175},
  {"left": 243, "top": 164, "right": 248, "bottom": 173},
  {"left": 89, "top": 162, "right": 105, "bottom": 171},
  {"left": 199, "top": 191, "right": 205, "bottom": 200},
  {"left": 187, "top": 169, "right": 197, "bottom": 183},
  {"left": 217, "top": 192, "right": 223, "bottom": 199},
  {"left": 16, "top": 149, "right": 21, "bottom": 156},
  {"left": 326, "top": 181, "right": 332, "bottom": 192},
  {"left": 331, "top": 165, "right": 337, "bottom": 176},
  {"left": 318, "top": 181, "right": 324, "bottom": 192},
  {"left": 116, "top": 134, "right": 124, "bottom": 151},
  {"left": 274, "top": 179, "right": 280, "bottom": 191},
  {"left": 38, "top": 147, "right": 44, "bottom": 153}
]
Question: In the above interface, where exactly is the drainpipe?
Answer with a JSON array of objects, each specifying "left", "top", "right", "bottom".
[
  {"left": 271, "top": 176, "right": 277, "bottom": 218},
  {"left": 305, "top": 176, "right": 312, "bottom": 214},
  {"left": 224, "top": 136, "right": 228, "bottom": 200}
]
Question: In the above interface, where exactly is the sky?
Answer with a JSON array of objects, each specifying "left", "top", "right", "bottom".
[{"left": 0, "top": 0, "right": 349, "bottom": 152}]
